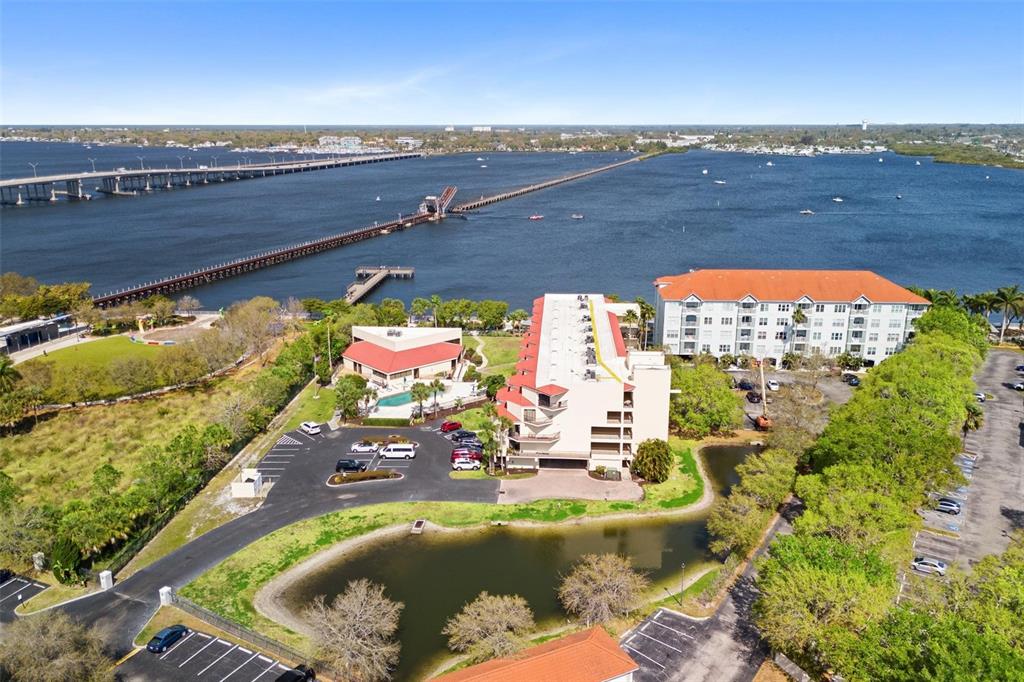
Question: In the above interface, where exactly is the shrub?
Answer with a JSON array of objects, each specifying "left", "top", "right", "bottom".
[
  {"left": 631, "top": 438, "right": 673, "bottom": 483},
  {"left": 361, "top": 417, "right": 410, "bottom": 427},
  {"left": 51, "top": 537, "right": 82, "bottom": 585}
]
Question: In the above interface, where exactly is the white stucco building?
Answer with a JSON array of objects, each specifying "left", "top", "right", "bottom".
[
  {"left": 342, "top": 326, "right": 463, "bottom": 387},
  {"left": 653, "top": 269, "right": 930, "bottom": 367},
  {"left": 495, "top": 294, "right": 670, "bottom": 472}
]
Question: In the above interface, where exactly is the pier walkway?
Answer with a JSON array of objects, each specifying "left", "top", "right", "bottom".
[
  {"left": 449, "top": 155, "right": 640, "bottom": 213},
  {"left": 0, "top": 152, "right": 422, "bottom": 205},
  {"left": 345, "top": 266, "right": 415, "bottom": 303}
]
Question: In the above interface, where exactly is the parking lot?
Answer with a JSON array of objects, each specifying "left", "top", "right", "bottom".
[
  {"left": 255, "top": 429, "right": 327, "bottom": 486},
  {"left": 0, "top": 574, "right": 48, "bottom": 623},
  {"left": 116, "top": 628, "right": 304, "bottom": 682}
]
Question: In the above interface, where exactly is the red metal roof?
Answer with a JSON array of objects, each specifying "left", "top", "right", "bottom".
[
  {"left": 497, "top": 387, "right": 533, "bottom": 407},
  {"left": 496, "top": 404, "right": 516, "bottom": 422},
  {"left": 607, "top": 311, "right": 628, "bottom": 357},
  {"left": 508, "top": 373, "right": 536, "bottom": 389},
  {"left": 536, "top": 383, "right": 567, "bottom": 395},
  {"left": 654, "top": 269, "right": 930, "bottom": 304},
  {"left": 432, "top": 627, "right": 638, "bottom": 682},
  {"left": 342, "top": 340, "right": 461, "bottom": 374}
]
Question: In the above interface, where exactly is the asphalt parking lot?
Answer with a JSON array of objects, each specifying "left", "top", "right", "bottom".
[
  {"left": 116, "top": 628, "right": 305, "bottom": 682},
  {"left": 621, "top": 608, "right": 703, "bottom": 677},
  {"left": 730, "top": 370, "right": 854, "bottom": 426},
  {"left": 0, "top": 574, "right": 48, "bottom": 623}
]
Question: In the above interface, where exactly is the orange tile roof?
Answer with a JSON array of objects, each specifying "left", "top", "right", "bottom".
[
  {"left": 654, "top": 269, "right": 929, "bottom": 304},
  {"left": 432, "top": 627, "right": 637, "bottom": 682},
  {"left": 507, "top": 373, "right": 536, "bottom": 389},
  {"left": 342, "top": 340, "right": 461, "bottom": 374},
  {"left": 496, "top": 404, "right": 516, "bottom": 422}
]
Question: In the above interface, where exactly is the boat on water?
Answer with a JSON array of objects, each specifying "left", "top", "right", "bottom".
[
  {"left": 480, "top": 164, "right": 487, "bottom": 168},
  {"left": 713, "top": 180, "right": 726, "bottom": 185},
  {"left": 571, "top": 214, "right": 584, "bottom": 220},
  {"left": 800, "top": 209, "right": 815, "bottom": 216},
  {"left": 895, "top": 194, "right": 902, "bottom": 200},
  {"left": 878, "top": 158, "right": 884, "bottom": 163},
  {"left": 380, "top": 228, "right": 392, "bottom": 235},
  {"left": 832, "top": 197, "right": 844, "bottom": 203},
  {"left": 529, "top": 215, "right": 544, "bottom": 221},
  {"left": 915, "top": 160, "right": 921, "bottom": 166},
  {"left": 766, "top": 161, "right": 774, "bottom": 167},
  {"left": 375, "top": 195, "right": 381, "bottom": 201},
  {"left": 476, "top": 157, "right": 485, "bottom": 161},
  {"left": 702, "top": 169, "right": 709, "bottom": 175}
]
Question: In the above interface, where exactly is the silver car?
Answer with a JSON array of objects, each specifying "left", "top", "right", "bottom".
[
  {"left": 911, "top": 557, "right": 947, "bottom": 576},
  {"left": 451, "top": 457, "right": 481, "bottom": 471}
]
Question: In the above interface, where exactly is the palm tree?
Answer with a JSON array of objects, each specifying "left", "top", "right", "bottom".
[
  {"left": 508, "top": 309, "right": 528, "bottom": 333},
  {"left": 622, "top": 309, "right": 640, "bottom": 346},
  {"left": 790, "top": 307, "right": 807, "bottom": 354},
  {"left": 361, "top": 385, "right": 378, "bottom": 416},
  {"left": 429, "top": 378, "right": 445, "bottom": 416},
  {"left": 410, "top": 382, "right": 431, "bottom": 420},
  {"left": 993, "top": 285, "right": 1024, "bottom": 344},
  {"left": 635, "top": 297, "right": 656, "bottom": 350},
  {"left": 430, "top": 295, "right": 443, "bottom": 328},
  {"left": 0, "top": 356, "right": 21, "bottom": 394},
  {"left": 960, "top": 294, "right": 987, "bottom": 316}
]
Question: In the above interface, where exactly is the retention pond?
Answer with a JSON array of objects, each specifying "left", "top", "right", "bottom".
[{"left": 280, "top": 444, "right": 755, "bottom": 680}]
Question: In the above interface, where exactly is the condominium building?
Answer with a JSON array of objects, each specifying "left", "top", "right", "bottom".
[
  {"left": 653, "top": 269, "right": 930, "bottom": 366},
  {"left": 496, "top": 294, "right": 671, "bottom": 472}
]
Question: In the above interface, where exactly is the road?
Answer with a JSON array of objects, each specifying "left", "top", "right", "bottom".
[{"left": 58, "top": 423, "right": 498, "bottom": 658}]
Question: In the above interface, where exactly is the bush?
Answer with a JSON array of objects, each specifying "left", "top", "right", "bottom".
[
  {"left": 631, "top": 438, "right": 672, "bottom": 482},
  {"left": 361, "top": 417, "right": 410, "bottom": 427},
  {"left": 51, "top": 537, "right": 82, "bottom": 585},
  {"left": 327, "top": 470, "right": 400, "bottom": 485}
]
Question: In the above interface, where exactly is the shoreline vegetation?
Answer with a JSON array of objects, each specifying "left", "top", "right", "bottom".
[{"left": 179, "top": 440, "right": 727, "bottom": 654}]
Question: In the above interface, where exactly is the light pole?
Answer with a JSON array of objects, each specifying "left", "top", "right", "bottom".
[
  {"left": 28, "top": 162, "right": 38, "bottom": 177},
  {"left": 680, "top": 562, "right": 686, "bottom": 598},
  {"left": 136, "top": 156, "right": 145, "bottom": 170},
  {"left": 87, "top": 158, "right": 97, "bottom": 172},
  {"left": 177, "top": 155, "right": 185, "bottom": 169},
  {"left": 212, "top": 155, "right": 219, "bottom": 168}
]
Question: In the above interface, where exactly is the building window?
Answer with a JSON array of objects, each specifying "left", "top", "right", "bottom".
[
  {"left": 831, "top": 332, "right": 844, "bottom": 340},
  {"left": 775, "top": 331, "right": 787, "bottom": 340},
  {"left": 891, "top": 304, "right": 905, "bottom": 312},
  {"left": 703, "top": 317, "right": 713, "bottom": 325},
  {"left": 666, "top": 331, "right": 679, "bottom": 339},
  {"left": 852, "top": 317, "right": 865, "bottom": 325},
  {"left": 885, "top": 347, "right": 896, "bottom": 356},
  {"left": 718, "top": 344, "right": 731, "bottom": 353},
  {"left": 866, "top": 347, "right": 877, "bottom": 355},
  {"left": 778, "top": 304, "right": 791, "bottom": 312},
  {"left": 889, "top": 319, "right": 902, "bottom": 328},
  {"left": 813, "top": 318, "right": 824, "bottom": 327},
  {"left": 814, "top": 304, "right": 825, "bottom": 313},
  {"left": 868, "top": 333, "right": 879, "bottom": 342},
  {"left": 870, "top": 319, "right": 881, "bottom": 328},
  {"left": 834, "top": 304, "right": 847, "bottom": 313},
  {"left": 853, "top": 304, "right": 868, "bottom": 311},
  {"left": 849, "top": 345, "right": 862, "bottom": 353},
  {"left": 829, "top": 345, "right": 843, "bottom": 354},
  {"left": 871, "top": 304, "right": 883, "bottom": 313},
  {"left": 740, "top": 315, "right": 753, "bottom": 325},
  {"left": 832, "top": 319, "right": 845, "bottom": 327},
  {"left": 685, "top": 315, "right": 698, "bottom": 323},
  {"left": 740, "top": 302, "right": 756, "bottom": 310},
  {"left": 812, "top": 332, "right": 822, "bottom": 340},
  {"left": 887, "top": 333, "right": 900, "bottom": 342},
  {"left": 798, "top": 302, "right": 812, "bottom": 310},
  {"left": 739, "top": 329, "right": 752, "bottom": 339},
  {"left": 685, "top": 301, "right": 700, "bottom": 309},
  {"left": 701, "top": 344, "right": 711, "bottom": 353},
  {"left": 758, "top": 317, "right": 768, "bottom": 326},
  {"left": 851, "top": 330, "right": 864, "bottom": 339},
  {"left": 795, "top": 329, "right": 808, "bottom": 338},
  {"left": 721, "top": 317, "right": 733, "bottom": 325},
  {"left": 794, "top": 343, "right": 806, "bottom": 351},
  {"left": 757, "top": 331, "right": 767, "bottom": 340},
  {"left": 776, "top": 318, "right": 788, "bottom": 326},
  {"left": 738, "top": 342, "right": 751, "bottom": 351},
  {"left": 759, "top": 303, "right": 769, "bottom": 312}
]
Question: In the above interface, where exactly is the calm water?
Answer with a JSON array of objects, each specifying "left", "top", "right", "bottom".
[
  {"left": 1, "top": 141, "right": 1021, "bottom": 308},
  {"left": 282, "top": 445, "right": 752, "bottom": 681}
]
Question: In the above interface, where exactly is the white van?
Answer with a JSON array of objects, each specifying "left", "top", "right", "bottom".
[{"left": 379, "top": 443, "right": 416, "bottom": 460}]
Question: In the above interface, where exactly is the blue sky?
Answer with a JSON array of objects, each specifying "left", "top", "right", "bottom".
[{"left": 2, "top": 1, "right": 1021, "bottom": 125}]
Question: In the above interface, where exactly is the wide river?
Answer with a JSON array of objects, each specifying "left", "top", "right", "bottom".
[
  {"left": 281, "top": 444, "right": 751, "bottom": 681},
  {"left": 1, "top": 142, "right": 1021, "bottom": 308}
]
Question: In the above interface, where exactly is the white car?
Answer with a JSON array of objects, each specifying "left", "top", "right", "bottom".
[
  {"left": 451, "top": 457, "right": 481, "bottom": 471},
  {"left": 299, "top": 421, "right": 322, "bottom": 436},
  {"left": 911, "top": 557, "right": 947, "bottom": 576},
  {"left": 350, "top": 441, "right": 379, "bottom": 454},
  {"left": 1013, "top": 381, "right": 1024, "bottom": 391},
  {"left": 765, "top": 379, "right": 780, "bottom": 391}
]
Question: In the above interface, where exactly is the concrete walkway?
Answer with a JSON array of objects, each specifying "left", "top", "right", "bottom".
[
  {"left": 499, "top": 469, "right": 643, "bottom": 504},
  {"left": 10, "top": 331, "right": 95, "bottom": 364}
]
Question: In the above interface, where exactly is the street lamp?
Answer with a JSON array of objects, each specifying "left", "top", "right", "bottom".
[
  {"left": 87, "top": 157, "right": 97, "bottom": 172},
  {"left": 136, "top": 156, "right": 145, "bottom": 170},
  {"left": 212, "top": 155, "right": 219, "bottom": 168},
  {"left": 28, "top": 162, "right": 38, "bottom": 177},
  {"left": 177, "top": 155, "right": 186, "bottom": 169}
]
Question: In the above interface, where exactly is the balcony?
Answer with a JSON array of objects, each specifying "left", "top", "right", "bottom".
[
  {"left": 537, "top": 400, "right": 568, "bottom": 413},
  {"left": 510, "top": 431, "right": 561, "bottom": 443}
]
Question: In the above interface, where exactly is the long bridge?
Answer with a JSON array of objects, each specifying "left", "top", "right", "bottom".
[
  {"left": 92, "top": 187, "right": 457, "bottom": 308},
  {"left": 449, "top": 155, "right": 641, "bottom": 213},
  {"left": 0, "top": 152, "right": 422, "bottom": 206}
]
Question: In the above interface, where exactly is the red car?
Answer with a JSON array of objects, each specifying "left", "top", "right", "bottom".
[
  {"left": 440, "top": 420, "right": 462, "bottom": 433},
  {"left": 451, "top": 448, "right": 483, "bottom": 462}
]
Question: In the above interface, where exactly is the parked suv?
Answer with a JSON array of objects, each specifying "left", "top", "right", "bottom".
[
  {"left": 448, "top": 429, "right": 476, "bottom": 442},
  {"left": 736, "top": 378, "right": 754, "bottom": 391},
  {"left": 335, "top": 459, "right": 368, "bottom": 474},
  {"left": 440, "top": 420, "right": 462, "bottom": 433},
  {"left": 936, "top": 498, "right": 962, "bottom": 515},
  {"left": 299, "top": 421, "right": 322, "bottom": 436},
  {"left": 146, "top": 625, "right": 188, "bottom": 653},
  {"left": 452, "top": 457, "right": 481, "bottom": 471}
]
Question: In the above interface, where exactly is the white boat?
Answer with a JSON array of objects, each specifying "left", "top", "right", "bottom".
[
  {"left": 571, "top": 214, "right": 584, "bottom": 220},
  {"left": 878, "top": 158, "right": 884, "bottom": 163},
  {"left": 832, "top": 197, "right": 843, "bottom": 203},
  {"left": 800, "top": 209, "right": 815, "bottom": 216},
  {"left": 915, "top": 160, "right": 921, "bottom": 166},
  {"left": 702, "top": 169, "right": 709, "bottom": 175},
  {"left": 529, "top": 214, "right": 544, "bottom": 221},
  {"left": 713, "top": 180, "right": 726, "bottom": 185},
  {"left": 375, "top": 195, "right": 381, "bottom": 201},
  {"left": 480, "top": 164, "right": 487, "bottom": 168},
  {"left": 766, "top": 161, "right": 774, "bottom": 167},
  {"left": 476, "top": 157, "right": 485, "bottom": 161},
  {"left": 895, "top": 194, "right": 902, "bottom": 200}
]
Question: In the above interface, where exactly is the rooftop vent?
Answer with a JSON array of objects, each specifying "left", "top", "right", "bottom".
[{"left": 386, "top": 329, "right": 403, "bottom": 337}]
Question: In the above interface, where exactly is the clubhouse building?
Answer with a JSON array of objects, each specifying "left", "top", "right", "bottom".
[{"left": 342, "top": 326, "right": 463, "bottom": 387}]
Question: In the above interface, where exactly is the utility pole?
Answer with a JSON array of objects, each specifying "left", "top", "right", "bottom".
[
  {"left": 758, "top": 358, "right": 769, "bottom": 419},
  {"left": 326, "top": 321, "right": 333, "bottom": 376}
]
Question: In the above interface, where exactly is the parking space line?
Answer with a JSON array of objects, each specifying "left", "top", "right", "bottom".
[
  {"left": 176, "top": 634, "right": 218, "bottom": 665},
  {"left": 0, "top": 577, "right": 26, "bottom": 591},
  {"left": 258, "top": 467, "right": 286, "bottom": 471},
  {"left": 197, "top": 643, "right": 238, "bottom": 676},
  {"left": 0, "top": 582, "right": 33, "bottom": 603},
  {"left": 219, "top": 652, "right": 259, "bottom": 681},
  {"left": 296, "top": 432, "right": 316, "bottom": 443},
  {"left": 622, "top": 642, "right": 665, "bottom": 669},
  {"left": 647, "top": 617, "right": 695, "bottom": 640},
  {"left": 159, "top": 631, "right": 196, "bottom": 659},
  {"left": 250, "top": 660, "right": 282, "bottom": 681},
  {"left": 634, "top": 629, "right": 683, "bottom": 653}
]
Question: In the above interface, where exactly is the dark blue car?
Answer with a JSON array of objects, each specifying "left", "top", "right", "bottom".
[{"left": 146, "top": 624, "right": 188, "bottom": 653}]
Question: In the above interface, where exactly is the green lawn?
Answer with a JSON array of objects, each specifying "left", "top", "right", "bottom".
[
  {"left": 180, "top": 440, "right": 706, "bottom": 649},
  {"left": 20, "top": 336, "right": 166, "bottom": 399},
  {"left": 282, "top": 384, "right": 336, "bottom": 431},
  {"left": 474, "top": 334, "right": 522, "bottom": 377}
]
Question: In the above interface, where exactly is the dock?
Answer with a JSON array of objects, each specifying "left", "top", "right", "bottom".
[{"left": 345, "top": 266, "right": 415, "bottom": 304}]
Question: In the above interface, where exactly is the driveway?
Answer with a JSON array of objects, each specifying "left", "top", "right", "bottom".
[
  {"left": 958, "top": 349, "right": 1024, "bottom": 564},
  {"left": 498, "top": 469, "right": 643, "bottom": 504},
  {"left": 57, "top": 423, "right": 498, "bottom": 658}
]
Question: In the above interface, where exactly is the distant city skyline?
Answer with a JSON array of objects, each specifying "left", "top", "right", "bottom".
[{"left": 2, "top": 1, "right": 1021, "bottom": 125}]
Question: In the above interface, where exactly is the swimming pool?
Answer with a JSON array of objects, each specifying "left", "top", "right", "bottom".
[{"left": 377, "top": 390, "right": 413, "bottom": 407}]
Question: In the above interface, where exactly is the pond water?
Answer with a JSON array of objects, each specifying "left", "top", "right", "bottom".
[{"left": 281, "top": 444, "right": 755, "bottom": 680}]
